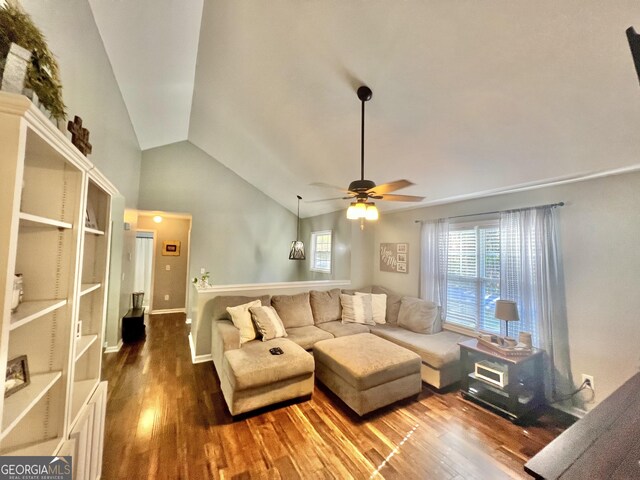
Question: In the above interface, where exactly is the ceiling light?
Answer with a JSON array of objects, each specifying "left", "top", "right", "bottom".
[
  {"left": 153, "top": 215, "right": 163, "bottom": 223},
  {"left": 289, "top": 195, "right": 305, "bottom": 260}
]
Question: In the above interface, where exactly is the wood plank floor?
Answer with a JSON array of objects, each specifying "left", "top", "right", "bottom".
[{"left": 101, "top": 313, "right": 573, "bottom": 480}]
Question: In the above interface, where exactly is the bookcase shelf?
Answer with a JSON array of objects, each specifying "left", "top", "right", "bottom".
[
  {"left": 9, "top": 299, "right": 67, "bottom": 331},
  {"left": 19, "top": 212, "right": 73, "bottom": 230},
  {"left": 1, "top": 371, "right": 62, "bottom": 437},
  {"left": 75, "top": 335, "right": 98, "bottom": 361},
  {"left": 3, "top": 436, "right": 63, "bottom": 456},
  {"left": 0, "top": 92, "right": 116, "bottom": 469},
  {"left": 80, "top": 283, "right": 101, "bottom": 297}
]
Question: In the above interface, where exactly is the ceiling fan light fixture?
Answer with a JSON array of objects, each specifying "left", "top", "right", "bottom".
[
  {"left": 365, "top": 203, "right": 379, "bottom": 221},
  {"left": 347, "top": 201, "right": 368, "bottom": 219},
  {"left": 346, "top": 202, "right": 359, "bottom": 220}
]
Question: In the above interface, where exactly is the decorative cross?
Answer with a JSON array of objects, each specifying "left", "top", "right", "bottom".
[{"left": 67, "top": 116, "right": 93, "bottom": 156}]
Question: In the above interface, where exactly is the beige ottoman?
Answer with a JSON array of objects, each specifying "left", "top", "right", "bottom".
[
  {"left": 314, "top": 333, "right": 422, "bottom": 416},
  {"left": 221, "top": 338, "right": 315, "bottom": 415}
]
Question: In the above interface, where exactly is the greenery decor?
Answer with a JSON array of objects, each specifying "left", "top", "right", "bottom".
[{"left": 0, "top": 0, "right": 66, "bottom": 121}]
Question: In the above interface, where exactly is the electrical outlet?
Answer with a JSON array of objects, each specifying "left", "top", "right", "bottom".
[
  {"left": 164, "top": 294, "right": 169, "bottom": 301},
  {"left": 165, "top": 264, "right": 170, "bottom": 271},
  {"left": 581, "top": 374, "right": 595, "bottom": 392},
  {"left": 201, "top": 267, "right": 205, "bottom": 274}
]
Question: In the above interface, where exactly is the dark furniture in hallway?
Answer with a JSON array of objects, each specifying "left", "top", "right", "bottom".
[{"left": 122, "top": 307, "right": 145, "bottom": 342}]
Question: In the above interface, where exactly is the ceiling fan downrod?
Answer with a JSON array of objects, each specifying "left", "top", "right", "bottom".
[{"left": 349, "top": 86, "right": 375, "bottom": 197}]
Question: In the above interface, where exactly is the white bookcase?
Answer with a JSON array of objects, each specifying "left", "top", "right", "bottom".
[{"left": 0, "top": 91, "right": 115, "bottom": 476}]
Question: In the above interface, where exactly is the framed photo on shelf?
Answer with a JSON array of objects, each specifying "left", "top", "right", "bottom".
[
  {"left": 85, "top": 203, "right": 98, "bottom": 230},
  {"left": 162, "top": 240, "right": 181, "bottom": 256},
  {"left": 5, "top": 355, "right": 30, "bottom": 398}
]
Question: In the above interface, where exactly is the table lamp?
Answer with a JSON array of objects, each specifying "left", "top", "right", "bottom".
[{"left": 495, "top": 300, "right": 519, "bottom": 339}]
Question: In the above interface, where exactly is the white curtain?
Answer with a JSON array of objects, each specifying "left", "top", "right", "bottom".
[
  {"left": 134, "top": 236, "right": 153, "bottom": 307},
  {"left": 500, "top": 206, "right": 571, "bottom": 399},
  {"left": 420, "top": 218, "right": 449, "bottom": 328}
]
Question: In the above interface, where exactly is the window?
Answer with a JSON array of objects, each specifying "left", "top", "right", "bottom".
[
  {"left": 310, "top": 230, "right": 332, "bottom": 273},
  {"left": 446, "top": 221, "right": 501, "bottom": 333}
]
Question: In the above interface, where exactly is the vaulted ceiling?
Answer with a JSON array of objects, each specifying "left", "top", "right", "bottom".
[{"left": 90, "top": 1, "right": 640, "bottom": 217}]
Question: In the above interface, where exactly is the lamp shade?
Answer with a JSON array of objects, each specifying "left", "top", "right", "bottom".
[
  {"left": 365, "top": 203, "right": 378, "bottom": 220},
  {"left": 289, "top": 240, "right": 305, "bottom": 260},
  {"left": 495, "top": 300, "right": 519, "bottom": 321}
]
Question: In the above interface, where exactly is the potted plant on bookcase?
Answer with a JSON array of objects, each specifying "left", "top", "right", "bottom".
[{"left": 0, "top": 0, "right": 66, "bottom": 124}]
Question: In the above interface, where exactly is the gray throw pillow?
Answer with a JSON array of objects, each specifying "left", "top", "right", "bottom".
[
  {"left": 310, "top": 289, "right": 342, "bottom": 324},
  {"left": 372, "top": 285, "right": 402, "bottom": 324},
  {"left": 271, "top": 292, "right": 314, "bottom": 328},
  {"left": 249, "top": 305, "right": 287, "bottom": 341},
  {"left": 397, "top": 296, "right": 439, "bottom": 334}
]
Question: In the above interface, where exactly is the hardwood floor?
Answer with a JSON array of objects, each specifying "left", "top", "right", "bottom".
[{"left": 101, "top": 313, "right": 573, "bottom": 480}]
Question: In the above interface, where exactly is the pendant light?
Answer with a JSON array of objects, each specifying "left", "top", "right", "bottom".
[{"left": 289, "top": 195, "right": 305, "bottom": 260}]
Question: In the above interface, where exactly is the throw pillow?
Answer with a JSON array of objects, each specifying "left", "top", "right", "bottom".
[
  {"left": 397, "top": 296, "right": 439, "bottom": 334},
  {"left": 271, "top": 292, "right": 314, "bottom": 328},
  {"left": 249, "top": 305, "right": 287, "bottom": 341},
  {"left": 372, "top": 285, "right": 402, "bottom": 324},
  {"left": 310, "top": 289, "right": 342, "bottom": 324},
  {"left": 355, "top": 292, "right": 387, "bottom": 324},
  {"left": 340, "top": 294, "right": 374, "bottom": 326},
  {"left": 227, "top": 300, "right": 262, "bottom": 344}
]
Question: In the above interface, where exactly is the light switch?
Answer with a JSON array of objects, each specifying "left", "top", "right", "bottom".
[
  {"left": 164, "top": 294, "right": 169, "bottom": 301},
  {"left": 165, "top": 265, "right": 170, "bottom": 271}
]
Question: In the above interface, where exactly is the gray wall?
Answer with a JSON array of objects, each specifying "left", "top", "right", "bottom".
[
  {"left": 297, "top": 210, "right": 351, "bottom": 281},
  {"left": 138, "top": 141, "right": 302, "bottom": 286},
  {"left": 370, "top": 171, "right": 640, "bottom": 410},
  {"left": 298, "top": 209, "right": 376, "bottom": 288},
  {"left": 138, "top": 214, "right": 191, "bottom": 311},
  {"left": 23, "top": 0, "right": 141, "bottom": 206},
  {"left": 21, "top": 0, "right": 142, "bottom": 349}
]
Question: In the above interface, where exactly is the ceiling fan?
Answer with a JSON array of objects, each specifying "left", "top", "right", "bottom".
[{"left": 311, "top": 85, "right": 424, "bottom": 221}]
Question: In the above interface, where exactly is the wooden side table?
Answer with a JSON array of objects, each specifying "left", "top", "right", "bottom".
[
  {"left": 459, "top": 338, "right": 545, "bottom": 423},
  {"left": 122, "top": 307, "right": 146, "bottom": 342}
]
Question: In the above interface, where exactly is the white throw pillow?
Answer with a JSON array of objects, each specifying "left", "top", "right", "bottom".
[
  {"left": 227, "top": 299, "right": 262, "bottom": 344},
  {"left": 355, "top": 292, "right": 387, "bottom": 324},
  {"left": 340, "top": 294, "right": 374, "bottom": 326}
]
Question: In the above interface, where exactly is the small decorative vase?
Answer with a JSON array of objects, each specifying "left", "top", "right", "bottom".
[{"left": 11, "top": 276, "right": 21, "bottom": 313}]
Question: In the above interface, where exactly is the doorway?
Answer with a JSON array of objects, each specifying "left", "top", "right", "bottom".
[{"left": 134, "top": 231, "right": 155, "bottom": 310}]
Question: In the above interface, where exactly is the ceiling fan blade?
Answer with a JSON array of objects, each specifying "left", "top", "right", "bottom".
[
  {"left": 366, "top": 179, "right": 414, "bottom": 195},
  {"left": 379, "top": 193, "right": 425, "bottom": 202},
  {"left": 310, "top": 182, "right": 350, "bottom": 193},
  {"left": 305, "top": 196, "right": 352, "bottom": 203}
]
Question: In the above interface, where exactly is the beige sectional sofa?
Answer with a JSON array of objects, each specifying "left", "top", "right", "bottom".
[{"left": 210, "top": 286, "right": 472, "bottom": 415}]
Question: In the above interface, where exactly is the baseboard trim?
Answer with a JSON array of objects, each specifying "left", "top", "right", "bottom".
[
  {"left": 188, "top": 333, "right": 212, "bottom": 364},
  {"left": 104, "top": 339, "right": 123, "bottom": 354},
  {"left": 150, "top": 308, "right": 186, "bottom": 315}
]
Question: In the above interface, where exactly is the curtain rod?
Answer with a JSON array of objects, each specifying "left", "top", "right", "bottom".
[{"left": 414, "top": 201, "right": 565, "bottom": 223}]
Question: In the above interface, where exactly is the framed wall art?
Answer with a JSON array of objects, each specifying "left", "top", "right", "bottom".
[
  {"left": 162, "top": 240, "right": 181, "bottom": 256},
  {"left": 380, "top": 243, "right": 409, "bottom": 274}
]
